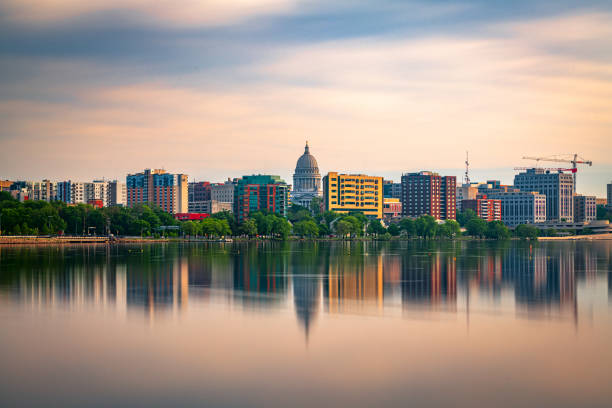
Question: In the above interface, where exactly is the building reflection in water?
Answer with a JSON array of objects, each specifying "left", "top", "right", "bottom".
[
  {"left": 0, "top": 241, "right": 610, "bottom": 327},
  {"left": 401, "top": 248, "right": 457, "bottom": 311}
]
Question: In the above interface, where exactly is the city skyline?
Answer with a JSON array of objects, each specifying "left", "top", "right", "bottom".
[{"left": 1, "top": 1, "right": 611, "bottom": 196}]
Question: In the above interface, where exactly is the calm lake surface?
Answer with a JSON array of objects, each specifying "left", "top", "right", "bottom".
[{"left": 1, "top": 241, "right": 611, "bottom": 408}]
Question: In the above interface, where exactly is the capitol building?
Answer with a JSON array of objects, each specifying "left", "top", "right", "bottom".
[{"left": 292, "top": 142, "right": 322, "bottom": 208}]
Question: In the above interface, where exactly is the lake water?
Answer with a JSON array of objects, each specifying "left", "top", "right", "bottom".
[{"left": 1, "top": 241, "right": 611, "bottom": 407}]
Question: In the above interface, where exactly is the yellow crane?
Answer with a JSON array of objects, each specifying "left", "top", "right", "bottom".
[{"left": 522, "top": 154, "right": 592, "bottom": 193}]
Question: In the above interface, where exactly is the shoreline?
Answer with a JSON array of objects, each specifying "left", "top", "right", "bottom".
[{"left": 1, "top": 233, "right": 611, "bottom": 245}]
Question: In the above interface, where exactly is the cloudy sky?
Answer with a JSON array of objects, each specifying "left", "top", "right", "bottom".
[{"left": 0, "top": 0, "right": 611, "bottom": 196}]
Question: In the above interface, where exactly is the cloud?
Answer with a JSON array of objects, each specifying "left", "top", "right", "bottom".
[
  {"left": 0, "top": 5, "right": 611, "bottom": 195},
  {"left": 0, "top": 0, "right": 297, "bottom": 27}
]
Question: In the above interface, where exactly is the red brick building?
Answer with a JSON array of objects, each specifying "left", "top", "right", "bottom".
[{"left": 462, "top": 195, "right": 501, "bottom": 221}]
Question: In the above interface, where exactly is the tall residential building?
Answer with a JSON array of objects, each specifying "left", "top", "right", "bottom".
[
  {"left": 573, "top": 195, "right": 596, "bottom": 223},
  {"left": 31, "top": 180, "right": 57, "bottom": 202},
  {"left": 57, "top": 181, "right": 86, "bottom": 204},
  {"left": 401, "top": 171, "right": 456, "bottom": 220},
  {"left": 126, "top": 169, "right": 188, "bottom": 214},
  {"left": 323, "top": 172, "right": 383, "bottom": 219},
  {"left": 514, "top": 168, "right": 574, "bottom": 222},
  {"left": 461, "top": 195, "right": 502, "bottom": 222},
  {"left": 292, "top": 142, "right": 322, "bottom": 208},
  {"left": 234, "top": 175, "right": 289, "bottom": 221},
  {"left": 88, "top": 180, "right": 109, "bottom": 207},
  {"left": 108, "top": 180, "right": 126, "bottom": 206},
  {"left": 383, "top": 181, "right": 402, "bottom": 199},
  {"left": 489, "top": 191, "right": 547, "bottom": 227},
  {"left": 608, "top": 182, "right": 612, "bottom": 211}
]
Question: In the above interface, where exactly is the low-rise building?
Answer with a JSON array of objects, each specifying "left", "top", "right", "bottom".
[
  {"left": 383, "top": 197, "right": 402, "bottom": 219},
  {"left": 323, "top": 172, "right": 383, "bottom": 219},
  {"left": 607, "top": 182, "right": 612, "bottom": 211},
  {"left": 489, "top": 191, "right": 547, "bottom": 227}
]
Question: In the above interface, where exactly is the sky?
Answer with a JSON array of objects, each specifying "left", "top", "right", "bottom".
[{"left": 0, "top": 0, "right": 611, "bottom": 197}]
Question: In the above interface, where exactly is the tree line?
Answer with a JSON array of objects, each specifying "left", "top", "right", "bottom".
[{"left": 0, "top": 192, "right": 556, "bottom": 240}]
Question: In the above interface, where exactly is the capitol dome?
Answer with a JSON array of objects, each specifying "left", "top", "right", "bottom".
[
  {"left": 295, "top": 143, "right": 319, "bottom": 174},
  {"left": 292, "top": 142, "right": 322, "bottom": 208}
]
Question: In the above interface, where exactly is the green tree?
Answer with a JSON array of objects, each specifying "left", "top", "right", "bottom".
[
  {"left": 294, "top": 220, "right": 320, "bottom": 238},
  {"left": 437, "top": 219, "right": 460, "bottom": 239},
  {"left": 212, "top": 211, "right": 236, "bottom": 235},
  {"left": 485, "top": 221, "right": 510, "bottom": 240},
  {"left": 457, "top": 209, "right": 477, "bottom": 227},
  {"left": 317, "top": 222, "right": 330, "bottom": 237},
  {"left": 240, "top": 218, "right": 258, "bottom": 237},
  {"left": 367, "top": 219, "right": 386, "bottom": 237},
  {"left": 387, "top": 223, "right": 401, "bottom": 236},
  {"left": 335, "top": 220, "right": 351, "bottom": 238},
  {"left": 310, "top": 196, "right": 323, "bottom": 217},
  {"left": 182, "top": 221, "right": 197, "bottom": 236},
  {"left": 342, "top": 215, "right": 363, "bottom": 236},
  {"left": 272, "top": 217, "right": 291, "bottom": 240},
  {"left": 515, "top": 224, "right": 539, "bottom": 240},
  {"left": 415, "top": 216, "right": 437, "bottom": 238},
  {"left": 399, "top": 218, "right": 416, "bottom": 237},
  {"left": 466, "top": 218, "right": 487, "bottom": 238}
]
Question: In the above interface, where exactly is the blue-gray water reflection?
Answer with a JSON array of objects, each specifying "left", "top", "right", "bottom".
[{"left": 1, "top": 241, "right": 611, "bottom": 407}]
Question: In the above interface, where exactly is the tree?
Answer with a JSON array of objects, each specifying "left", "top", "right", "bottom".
[
  {"left": 466, "top": 218, "right": 487, "bottom": 238},
  {"left": 415, "top": 216, "right": 437, "bottom": 238},
  {"left": 182, "top": 221, "right": 197, "bottom": 236},
  {"left": 310, "top": 196, "right": 323, "bottom": 217},
  {"left": 437, "top": 219, "right": 460, "bottom": 239},
  {"left": 457, "top": 209, "right": 477, "bottom": 227},
  {"left": 342, "top": 215, "right": 363, "bottom": 236},
  {"left": 399, "top": 218, "right": 416, "bottom": 237},
  {"left": 367, "top": 219, "right": 386, "bottom": 237},
  {"left": 240, "top": 218, "right": 258, "bottom": 237},
  {"left": 271, "top": 217, "right": 291, "bottom": 240},
  {"left": 317, "top": 222, "right": 330, "bottom": 237},
  {"left": 596, "top": 205, "right": 612, "bottom": 222},
  {"left": 485, "top": 221, "right": 510, "bottom": 240},
  {"left": 387, "top": 223, "right": 401, "bottom": 236},
  {"left": 515, "top": 224, "right": 539, "bottom": 240},
  {"left": 212, "top": 211, "right": 236, "bottom": 235},
  {"left": 335, "top": 220, "right": 351, "bottom": 238},
  {"left": 294, "top": 220, "right": 319, "bottom": 238},
  {"left": 322, "top": 210, "right": 339, "bottom": 227}
]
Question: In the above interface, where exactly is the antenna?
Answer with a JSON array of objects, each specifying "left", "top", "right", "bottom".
[{"left": 464, "top": 151, "right": 470, "bottom": 184}]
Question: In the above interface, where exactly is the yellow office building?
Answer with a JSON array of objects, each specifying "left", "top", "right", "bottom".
[{"left": 323, "top": 172, "right": 383, "bottom": 219}]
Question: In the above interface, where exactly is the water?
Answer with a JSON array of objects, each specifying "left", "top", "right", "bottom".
[{"left": 1, "top": 241, "right": 611, "bottom": 408}]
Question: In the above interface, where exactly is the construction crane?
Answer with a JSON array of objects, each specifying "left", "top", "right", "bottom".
[
  {"left": 522, "top": 154, "right": 592, "bottom": 193},
  {"left": 514, "top": 167, "right": 576, "bottom": 173}
]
